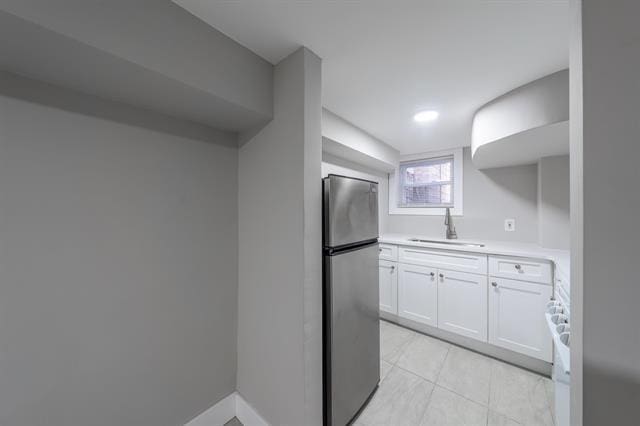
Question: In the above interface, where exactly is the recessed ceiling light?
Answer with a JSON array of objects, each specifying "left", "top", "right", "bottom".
[{"left": 413, "top": 110, "right": 439, "bottom": 123}]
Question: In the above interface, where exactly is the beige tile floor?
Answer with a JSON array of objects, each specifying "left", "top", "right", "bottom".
[{"left": 354, "top": 320, "right": 555, "bottom": 426}]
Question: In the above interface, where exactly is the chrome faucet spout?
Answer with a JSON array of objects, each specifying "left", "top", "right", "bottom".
[{"left": 444, "top": 207, "right": 458, "bottom": 239}]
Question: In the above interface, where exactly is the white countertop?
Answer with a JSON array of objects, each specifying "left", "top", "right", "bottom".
[{"left": 380, "top": 233, "right": 570, "bottom": 281}]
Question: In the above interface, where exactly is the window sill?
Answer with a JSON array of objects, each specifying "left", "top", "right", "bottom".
[{"left": 389, "top": 206, "right": 463, "bottom": 216}]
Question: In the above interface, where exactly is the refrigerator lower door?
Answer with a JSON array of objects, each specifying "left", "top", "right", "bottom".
[{"left": 325, "top": 243, "right": 380, "bottom": 426}]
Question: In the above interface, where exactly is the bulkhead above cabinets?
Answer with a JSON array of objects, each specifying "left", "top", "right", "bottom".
[{"left": 471, "top": 69, "right": 569, "bottom": 170}]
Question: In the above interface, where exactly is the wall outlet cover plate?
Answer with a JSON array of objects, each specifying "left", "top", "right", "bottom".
[{"left": 505, "top": 219, "right": 516, "bottom": 231}]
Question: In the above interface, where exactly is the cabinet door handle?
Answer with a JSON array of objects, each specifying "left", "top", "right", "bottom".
[
  {"left": 439, "top": 273, "right": 444, "bottom": 279},
  {"left": 379, "top": 248, "right": 382, "bottom": 252},
  {"left": 491, "top": 282, "right": 498, "bottom": 287},
  {"left": 514, "top": 264, "right": 522, "bottom": 270},
  {"left": 390, "top": 265, "right": 395, "bottom": 272},
  {"left": 430, "top": 272, "right": 435, "bottom": 277}
]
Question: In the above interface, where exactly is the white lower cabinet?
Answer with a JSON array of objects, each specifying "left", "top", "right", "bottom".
[
  {"left": 488, "top": 277, "right": 553, "bottom": 362},
  {"left": 378, "top": 260, "right": 398, "bottom": 314},
  {"left": 437, "top": 270, "right": 488, "bottom": 342},
  {"left": 380, "top": 242, "right": 555, "bottom": 362},
  {"left": 397, "top": 264, "right": 437, "bottom": 327}
]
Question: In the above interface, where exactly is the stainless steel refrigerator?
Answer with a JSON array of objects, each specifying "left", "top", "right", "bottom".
[{"left": 323, "top": 174, "right": 380, "bottom": 426}]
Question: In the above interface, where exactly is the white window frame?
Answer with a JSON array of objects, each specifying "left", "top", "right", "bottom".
[{"left": 389, "top": 148, "right": 463, "bottom": 216}]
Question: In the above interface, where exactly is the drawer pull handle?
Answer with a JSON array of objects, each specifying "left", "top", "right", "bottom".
[
  {"left": 491, "top": 282, "right": 498, "bottom": 287},
  {"left": 514, "top": 264, "right": 522, "bottom": 270}
]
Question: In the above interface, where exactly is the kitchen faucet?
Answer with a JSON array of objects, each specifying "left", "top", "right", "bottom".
[{"left": 444, "top": 207, "right": 458, "bottom": 239}]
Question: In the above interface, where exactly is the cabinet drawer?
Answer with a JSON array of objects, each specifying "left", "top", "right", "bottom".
[
  {"left": 379, "top": 243, "right": 398, "bottom": 261},
  {"left": 399, "top": 247, "right": 487, "bottom": 274},
  {"left": 488, "top": 256, "right": 552, "bottom": 284}
]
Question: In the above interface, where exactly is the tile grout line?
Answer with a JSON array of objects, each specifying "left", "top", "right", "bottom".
[
  {"left": 393, "top": 335, "right": 493, "bottom": 410},
  {"left": 486, "top": 365, "right": 537, "bottom": 426},
  {"left": 393, "top": 363, "right": 435, "bottom": 385},
  {"left": 540, "top": 376, "right": 557, "bottom": 426},
  {"left": 418, "top": 376, "right": 438, "bottom": 425},
  {"left": 383, "top": 320, "right": 548, "bottom": 426},
  {"left": 393, "top": 360, "right": 494, "bottom": 426},
  {"left": 434, "top": 380, "right": 491, "bottom": 409},
  {"left": 433, "top": 344, "right": 450, "bottom": 385},
  {"left": 392, "top": 342, "right": 438, "bottom": 426},
  {"left": 539, "top": 375, "right": 557, "bottom": 426},
  {"left": 487, "top": 360, "right": 528, "bottom": 426},
  {"left": 487, "top": 359, "right": 494, "bottom": 426},
  {"left": 385, "top": 319, "right": 551, "bottom": 380},
  {"left": 393, "top": 359, "right": 492, "bottom": 412}
]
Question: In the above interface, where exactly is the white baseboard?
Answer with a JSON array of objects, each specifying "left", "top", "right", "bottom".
[
  {"left": 185, "top": 392, "right": 269, "bottom": 426},
  {"left": 235, "top": 393, "right": 268, "bottom": 426},
  {"left": 185, "top": 393, "right": 236, "bottom": 426}
]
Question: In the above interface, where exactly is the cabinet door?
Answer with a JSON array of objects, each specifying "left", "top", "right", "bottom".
[
  {"left": 398, "top": 264, "right": 437, "bottom": 327},
  {"left": 489, "top": 277, "right": 552, "bottom": 361},
  {"left": 437, "top": 270, "right": 488, "bottom": 341},
  {"left": 379, "top": 260, "right": 398, "bottom": 315}
]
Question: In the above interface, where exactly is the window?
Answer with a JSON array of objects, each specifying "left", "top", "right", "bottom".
[
  {"left": 389, "top": 148, "right": 463, "bottom": 216},
  {"left": 398, "top": 156, "right": 454, "bottom": 207}
]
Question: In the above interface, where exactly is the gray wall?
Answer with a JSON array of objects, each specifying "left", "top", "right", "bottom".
[
  {"left": 538, "top": 155, "right": 570, "bottom": 249},
  {"left": 0, "top": 79, "right": 239, "bottom": 426},
  {"left": 237, "top": 47, "right": 323, "bottom": 425},
  {"left": 0, "top": 0, "right": 273, "bottom": 122},
  {"left": 386, "top": 147, "right": 539, "bottom": 243},
  {"left": 579, "top": 1, "right": 640, "bottom": 424}
]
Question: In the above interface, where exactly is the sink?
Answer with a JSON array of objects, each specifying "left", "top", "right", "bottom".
[{"left": 407, "top": 238, "right": 485, "bottom": 248}]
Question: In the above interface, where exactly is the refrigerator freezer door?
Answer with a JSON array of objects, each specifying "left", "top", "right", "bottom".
[
  {"left": 325, "top": 243, "right": 380, "bottom": 425},
  {"left": 324, "top": 175, "right": 378, "bottom": 248}
]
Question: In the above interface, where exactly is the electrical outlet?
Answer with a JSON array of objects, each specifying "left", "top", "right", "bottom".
[{"left": 504, "top": 219, "right": 516, "bottom": 232}]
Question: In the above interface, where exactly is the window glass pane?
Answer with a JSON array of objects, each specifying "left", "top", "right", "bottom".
[
  {"left": 401, "top": 184, "right": 452, "bottom": 205},
  {"left": 441, "top": 162, "right": 451, "bottom": 181},
  {"left": 440, "top": 184, "right": 452, "bottom": 204},
  {"left": 403, "top": 161, "right": 450, "bottom": 185},
  {"left": 398, "top": 156, "right": 454, "bottom": 207}
]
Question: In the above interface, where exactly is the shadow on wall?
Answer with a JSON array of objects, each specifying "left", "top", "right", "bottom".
[
  {"left": 0, "top": 71, "right": 237, "bottom": 148},
  {"left": 480, "top": 164, "right": 538, "bottom": 205},
  {"left": 0, "top": 77, "right": 239, "bottom": 426},
  {"left": 539, "top": 155, "right": 571, "bottom": 213},
  {"left": 583, "top": 362, "right": 640, "bottom": 426},
  {"left": 460, "top": 147, "right": 538, "bottom": 240}
]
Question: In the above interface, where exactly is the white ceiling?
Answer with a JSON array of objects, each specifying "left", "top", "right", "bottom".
[{"left": 176, "top": 0, "right": 569, "bottom": 155}]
